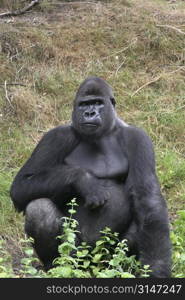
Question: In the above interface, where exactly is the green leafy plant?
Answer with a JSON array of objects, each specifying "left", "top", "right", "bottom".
[
  {"left": 171, "top": 210, "right": 185, "bottom": 278},
  {"left": 19, "top": 237, "right": 44, "bottom": 278},
  {"left": 1, "top": 204, "right": 185, "bottom": 278},
  {"left": 47, "top": 199, "right": 151, "bottom": 278},
  {"left": 0, "top": 239, "right": 14, "bottom": 278}
]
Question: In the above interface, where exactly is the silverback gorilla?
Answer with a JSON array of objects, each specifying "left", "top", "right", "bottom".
[{"left": 10, "top": 76, "right": 171, "bottom": 277}]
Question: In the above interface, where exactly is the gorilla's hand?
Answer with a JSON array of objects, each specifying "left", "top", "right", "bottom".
[
  {"left": 84, "top": 188, "right": 110, "bottom": 210},
  {"left": 74, "top": 169, "right": 110, "bottom": 209}
]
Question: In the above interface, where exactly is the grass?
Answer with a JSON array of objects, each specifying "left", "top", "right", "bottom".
[{"left": 0, "top": 0, "right": 185, "bottom": 275}]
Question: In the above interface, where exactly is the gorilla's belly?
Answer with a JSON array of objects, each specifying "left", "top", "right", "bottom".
[{"left": 73, "top": 179, "right": 131, "bottom": 245}]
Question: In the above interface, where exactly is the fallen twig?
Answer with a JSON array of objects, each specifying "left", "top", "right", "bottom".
[
  {"left": 115, "top": 58, "right": 126, "bottom": 77},
  {"left": 156, "top": 24, "right": 185, "bottom": 35},
  {"left": 4, "top": 81, "right": 14, "bottom": 109},
  {"left": 0, "top": 83, "right": 26, "bottom": 87},
  {"left": 131, "top": 67, "right": 185, "bottom": 97},
  {"left": 102, "top": 38, "right": 138, "bottom": 61},
  {"left": 0, "top": 0, "right": 40, "bottom": 18},
  {"left": 52, "top": 1, "right": 96, "bottom": 5},
  {"left": 131, "top": 75, "right": 162, "bottom": 98},
  {"left": 30, "top": 134, "right": 40, "bottom": 144}
]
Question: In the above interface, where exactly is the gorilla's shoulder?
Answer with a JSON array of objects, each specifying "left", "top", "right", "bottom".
[
  {"left": 45, "top": 124, "right": 73, "bottom": 136},
  {"left": 117, "top": 119, "right": 153, "bottom": 148},
  {"left": 37, "top": 125, "right": 78, "bottom": 148},
  {"left": 126, "top": 125, "right": 151, "bottom": 139},
  {"left": 126, "top": 127, "right": 154, "bottom": 155},
  {"left": 42, "top": 125, "right": 74, "bottom": 140}
]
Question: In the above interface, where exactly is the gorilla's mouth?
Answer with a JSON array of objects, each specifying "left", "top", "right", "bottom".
[{"left": 81, "top": 123, "right": 99, "bottom": 127}]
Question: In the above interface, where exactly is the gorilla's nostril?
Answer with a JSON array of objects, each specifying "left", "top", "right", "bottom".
[
  {"left": 90, "top": 111, "right": 96, "bottom": 117},
  {"left": 84, "top": 111, "right": 96, "bottom": 118}
]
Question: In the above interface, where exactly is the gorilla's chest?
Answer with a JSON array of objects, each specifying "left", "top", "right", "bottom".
[{"left": 65, "top": 136, "right": 128, "bottom": 179}]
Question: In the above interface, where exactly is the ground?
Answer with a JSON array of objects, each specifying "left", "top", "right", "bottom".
[{"left": 0, "top": 0, "right": 185, "bottom": 275}]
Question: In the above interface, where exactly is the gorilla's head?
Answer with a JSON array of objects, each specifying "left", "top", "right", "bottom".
[{"left": 72, "top": 77, "right": 116, "bottom": 138}]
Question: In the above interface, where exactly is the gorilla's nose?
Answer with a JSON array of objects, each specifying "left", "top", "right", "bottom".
[{"left": 84, "top": 111, "right": 96, "bottom": 118}]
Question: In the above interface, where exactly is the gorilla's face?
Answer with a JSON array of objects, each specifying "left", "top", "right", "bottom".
[{"left": 72, "top": 77, "right": 116, "bottom": 138}]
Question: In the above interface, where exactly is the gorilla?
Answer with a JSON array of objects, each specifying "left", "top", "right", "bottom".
[{"left": 10, "top": 76, "right": 171, "bottom": 277}]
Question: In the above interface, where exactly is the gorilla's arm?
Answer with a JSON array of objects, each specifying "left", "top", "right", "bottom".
[
  {"left": 10, "top": 126, "right": 77, "bottom": 211},
  {"left": 125, "top": 126, "right": 171, "bottom": 277},
  {"left": 10, "top": 126, "right": 97, "bottom": 212}
]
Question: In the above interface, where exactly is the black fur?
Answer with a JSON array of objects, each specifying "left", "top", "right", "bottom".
[{"left": 10, "top": 76, "right": 171, "bottom": 276}]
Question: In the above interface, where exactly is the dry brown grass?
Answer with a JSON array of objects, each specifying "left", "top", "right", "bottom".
[
  {"left": 0, "top": 0, "right": 185, "bottom": 242},
  {"left": 1, "top": 0, "right": 185, "bottom": 134},
  {"left": 12, "top": 87, "right": 59, "bottom": 126}
]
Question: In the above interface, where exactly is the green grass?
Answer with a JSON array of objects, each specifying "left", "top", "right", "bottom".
[
  {"left": 0, "top": 171, "right": 23, "bottom": 237},
  {"left": 0, "top": 0, "right": 185, "bottom": 276}
]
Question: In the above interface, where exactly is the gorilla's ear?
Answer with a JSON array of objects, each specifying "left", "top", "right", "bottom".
[{"left": 110, "top": 97, "right": 116, "bottom": 107}]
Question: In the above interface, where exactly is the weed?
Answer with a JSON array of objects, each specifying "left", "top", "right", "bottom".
[
  {"left": 1, "top": 199, "right": 184, "bottom": 278},
  {"left": 171, "top": 210, "right": 185, "bottom": 278}
]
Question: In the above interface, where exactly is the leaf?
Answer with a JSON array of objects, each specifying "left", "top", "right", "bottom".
[
  {"left": 0, "top": 272, "right": 11, "bottom": 278},
  {"left": 97, "top": 269, "right": 118, "bottom": 278},
  {"left": 91, "top": 266, "right": 100, "bottom": 276},
  {"left": 60, "top": 266, "right": 72, "bottom": 278},
  {"left": 73, "top": 269, "right": 89, "bottom": 278},
  {"left": 143, "top": 264, "right": 150, "bottom": 270},
  {"left": 27, "top": 266, "right": 38, "bottom": 276},
  {"left": 76, "top": 250, "right": 89, "bottom": 257},
  {"left": 92, "top": 254, "right": 103, "bottom": 263},
  {"left": 71, "top": 222, "right": 78, "bottom": 229},
  {"left": 48, "top": 266, "right": 73, "bottom": 278},
  {"left": 177, "top": 210, "right": 185, "bottom": 220},
  {"left": 101, "top": 247, "right": 109, "bottom": 254},
  {"left": 180, "top": 254, "right": 185, "bottom": 261},
  {"left": 67, "top": 233, "right": 76, "bottom": 243},
  {"left": 83, "top": 260, "right": 90, "bottom": 268},
  {"left": 70, "top": 199, "right": 78, "bottom": 206},
  {"left": 68, "top": 209, "right": 76, "bottom": 215},
  {"left": 109, "top": 240, "right": 116, "bottom": 245},
  {"left": 109, "top": 257, "right": 120, "bottom": 267},
  {"left": 21, "top": 257, "right": 30, "bottom": 265},
  {"left": 58, "top": 242, "right": 77, "bottom": 254},
  {"left": 95, "top": 240, "right": 105, "bottom": 247},
  {"left": 120, "top": 272, "right": 135, "bottom": 278},
  {"left": 25, "top": 249, "right": 34, "bottom": 256}
]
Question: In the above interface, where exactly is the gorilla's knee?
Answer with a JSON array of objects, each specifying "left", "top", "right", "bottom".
[
  {"left": 25, "top": 198, "right": 62, "bottom": 236},
  {"left": 25, "top": 198, "right": 63, "bottom": 268},
  {"left": 25, "top": 198, "right": 62, "bottom": 240},
  {"left": 25, "top": 198, "right": 62, "bottom": 238}
]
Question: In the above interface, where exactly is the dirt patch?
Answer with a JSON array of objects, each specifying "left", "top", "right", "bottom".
[
  {"left": 1, "top": 234, "right": 43, "bottom": 276},
  {"left": 0, "top": 2, "right": 102, "bottom": 26}
]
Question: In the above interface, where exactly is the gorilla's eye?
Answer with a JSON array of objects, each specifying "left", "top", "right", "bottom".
[
  {"left": 79, "top": 99, "right": 103, "bottom": 107},
  {"left": 95, "top": 100, "right": 102, "bottom": 106},
  {"left": 79, "top": 102, "right": 88, "bottom": 107}
]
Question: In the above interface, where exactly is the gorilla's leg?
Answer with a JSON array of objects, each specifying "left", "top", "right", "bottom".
[
  {"left": 123, "top": 221, "right": 139, "bottom": 257},
  {"left": 25, "top": 198, "right": 63, "bottom": 270}
]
